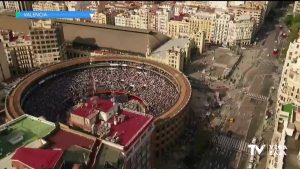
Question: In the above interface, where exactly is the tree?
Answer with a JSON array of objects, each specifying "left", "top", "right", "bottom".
[
  {"left": 284, "top": 15, "right": 293, "bottom": 26},
  {"left": 292, "top": 14, "right": 300, "bottom": 24},
  {"left": 289, "top": 22, "right": 300, "bottom": 42}
]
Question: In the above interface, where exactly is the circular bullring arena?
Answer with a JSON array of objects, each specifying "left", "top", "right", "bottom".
[{"left": 5, "top": 55, "right": 191, "bottom": 158}]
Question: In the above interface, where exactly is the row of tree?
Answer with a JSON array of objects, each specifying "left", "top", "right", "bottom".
[{"left": 284, "top": 14, "right": 300, "bottom": 42}]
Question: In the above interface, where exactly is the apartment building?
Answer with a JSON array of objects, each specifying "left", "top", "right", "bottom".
[
  {"left": 30, "top": 20, "right": 61, "bottom": 68},
  {"left": 266, "top": 33, "right": 300, "bottom": 169},
  {"left": 228, "top": 2, "right": 265, "bottom": 32},
  {"left": 149, "top": 11, "right": 158, "bottom": 31},
  {"left": 214, "top": 12, "right": 232, "bottom": 45},
  {"left": 0, "top": 2, "right": 4, "bottom": 9},
  {"left": 91, "top": 12, "right": 107, "bottom": 24},
  {"left": 115, "top": 7, "right": 150, "bottom": 29},
  {"left": 190, "top": 30, "right": 205, "bottom": 54},
  {"left": 189, "top": 9, "right": 216, "bottom": 43},
  {"left": 226, "top": 15, "right": 255, "bottom": 46},
  {"left": 115, "top": 12, "right": 137, "bottom": 28},
  {"left": 139, "top": 6, "right": 151, "bottom": 30},
  {"left": 87, "top": 1, "right": 100, "bottom": 12},
  {"left": 147, "top": 38, "right": 191, "bottom": 71},
  {"left": 294, "top": 1, "right": 300, "bottom": 15},
  {"left": 0, "top": 30, "right": 34, "bottom": 75},
  {"left": 256, "top": 1, "right": 278, "bottom": 17},
  {"left": 0, "top": 42, "right": 11, "bottom": 82},
  {"left": 167, "top": 14, "right": 190, "bottom": 38},
  {"left": 208, "top": 1, "right": 228, "bottom": 9},
  {"left": 181, "top": 1, "right": 209, "bottom": 15},
  {"left": 228, "top": 1, "right": 245, "bottom": 6},
  {"left": 2, "top": 1, "right": 33, "bottom": 11},
  {"left": 65, "top": 1, "right": 78, "bottom": 11},
  {"left": 32, "top": 1, "right": 66, "bottom": 11},
  {"left": 277, "top": 35, "right": 300, "bottom": 111},
  {"left": 157, "top": 9, "right": 173, "bottom": 34}
]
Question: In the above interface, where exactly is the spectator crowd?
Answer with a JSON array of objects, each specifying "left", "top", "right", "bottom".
[{"left": 23, "top": 62, "right": 180, "bottom": 122}]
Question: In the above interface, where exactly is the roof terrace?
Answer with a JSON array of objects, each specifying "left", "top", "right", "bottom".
[
  {"left": 0, "top": 115, "right": 55, "bottom": 159},
  {"left": 70, "top": 97, "right": 153, "bottom": 149}
]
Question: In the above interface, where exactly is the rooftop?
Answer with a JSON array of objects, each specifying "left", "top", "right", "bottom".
[
  {"left": 151, "top": 38, "right": 190, "bottom": 60},
  {"left": 171, "top": 13, "right": 189, "bottom": 21},
  {"left": 11, "top": 148, "right": 63, "bottom": 169},
  {"left": 70, "top": 98, "right": 153, "bottom": 148},
  {"left": 55, "top": 19, "right": 170, "bottom": 55},
  {"left": 107, "top": 110, "right": 152, "bottom": 148},
  {"left": 72, "top": 97, "right": 114, "bottom": 118},
  {"left": 0, "top": 115, "right": 55, "bottom": 159},
  {"left": 283, "top": 103, "right": 294, "bottom": 115},
  {"left": 0, "top": 14, "right": 170, "bottom": 55},
  {"left": 47, "top": 128, "right": 95, "bottom": 150}
]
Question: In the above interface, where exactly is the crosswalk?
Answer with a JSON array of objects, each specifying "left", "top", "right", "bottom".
[
  {"left": 246, "top": 92, "right": 268, "bottom": 101},
  {"left": 212, "top": 135, "right": 250, "bottom": 154}
]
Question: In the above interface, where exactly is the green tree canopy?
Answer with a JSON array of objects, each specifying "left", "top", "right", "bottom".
[
  {"left": 292, "top": 14, "right": 300, "bottom": 24},
  {"left": 289, "top": 22, "right": 300, "bottom": 42},
  {"left": 284, "top": 15, "right": 293, "bottom": 26}
]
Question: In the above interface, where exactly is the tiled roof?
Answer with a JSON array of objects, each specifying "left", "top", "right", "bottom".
[{"left": 11, "top": 148, "right": 63, "bottom": 169}]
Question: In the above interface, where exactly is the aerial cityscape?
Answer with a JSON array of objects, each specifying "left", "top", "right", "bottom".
[{"left": 0, "top": 1, "right": 299, "bottom": 169}]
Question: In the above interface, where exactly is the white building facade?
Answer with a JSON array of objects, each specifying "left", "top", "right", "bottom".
[
  {"left": 226, "top": 15, "right": 255, "bottom": 46},
  {"left": 214, "top": 13, "right": 231, "bottom": 45}
]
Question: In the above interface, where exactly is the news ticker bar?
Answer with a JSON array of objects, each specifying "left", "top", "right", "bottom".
[{"left": 16, "top": 11, "right": 95, "bottom": 19}]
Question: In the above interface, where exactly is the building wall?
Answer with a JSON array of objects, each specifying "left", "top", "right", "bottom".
[
  {"left": 226, "top": 16, "right": 255, "bottom": 46},
  {"left": 189, "top": 12, "right": 216, "bottom": 43},
  {"left": 0, "top": 2, "right": 4, "bottom": 9},
  {"left": 269, "top": 35, "right": 300, "bottom": 169},
  {"left": 30, "top": 20, "right": 61, "bottom": 68},
  {"left": 157, "top": 9, "right": 173, "bottom": 34},
  {"left": 126, "top": 122, "right": 154, "bottom": 169},
  {"left": 228, "top": 2, "right": 265, "bottom": 32},
  {"left": 32, "top": 1, "right": 66, "bottom": 11},
  {"left": 228, "top": 1, "right": 245, "bottom": 7},
  {"left": 167, "top": 19, "right": 190, "bottom": 38},
  {"left": 3, "top": 1, "right": 32, "bottom": 11},
  {"left": 147, "top": 39, "right": 191, "bottom": 72},
  {"left": 208, "top": 1, "right": 228, "bottom": 9},
  {"left": 294, "top": 1, "right": 300, "bottom": 15},
  {"left": 0, "top": 42, "right": 11, "bottom": 82},
  {"left": 69, "top": 114, "right": 88, "bottom": 131},
  {"left": 167, "top": 48, "right": 184, "bottom": 71},
  {"left": 214, "top": 13, "right": 231, "bottom": 45},
  {"left": 276, "top": 37, "right": 300, "bottom": 112},
  {"left": 190, "top": 30, "right": 205, "bottom": 54},
  {"left": 114, "top": 7, "right": 150, "bottom": 30},
  {"left": 92, "top": 12, "right": 107, "bottom": 24},
  {"left": 152, "top": 104, "right": 190, "bottom": 168},
  {"left": 0, "top": 31, "right": 34, "bottom": 75}
]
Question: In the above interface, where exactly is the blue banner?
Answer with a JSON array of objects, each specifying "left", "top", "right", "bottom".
[{"left": 16, "top": 11, "right": 95, "bottom": 19}]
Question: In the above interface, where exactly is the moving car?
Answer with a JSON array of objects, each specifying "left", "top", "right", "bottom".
[
  {"left": 282, "top": 33, "right": 287, "bottom": 38},
  {"left": 273, "top": 48, "right": 278, "bottom": 56}
]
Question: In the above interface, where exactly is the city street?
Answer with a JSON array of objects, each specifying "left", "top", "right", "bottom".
[{"left": 182, "top": 4, "right": 289, "bottom": 169}]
